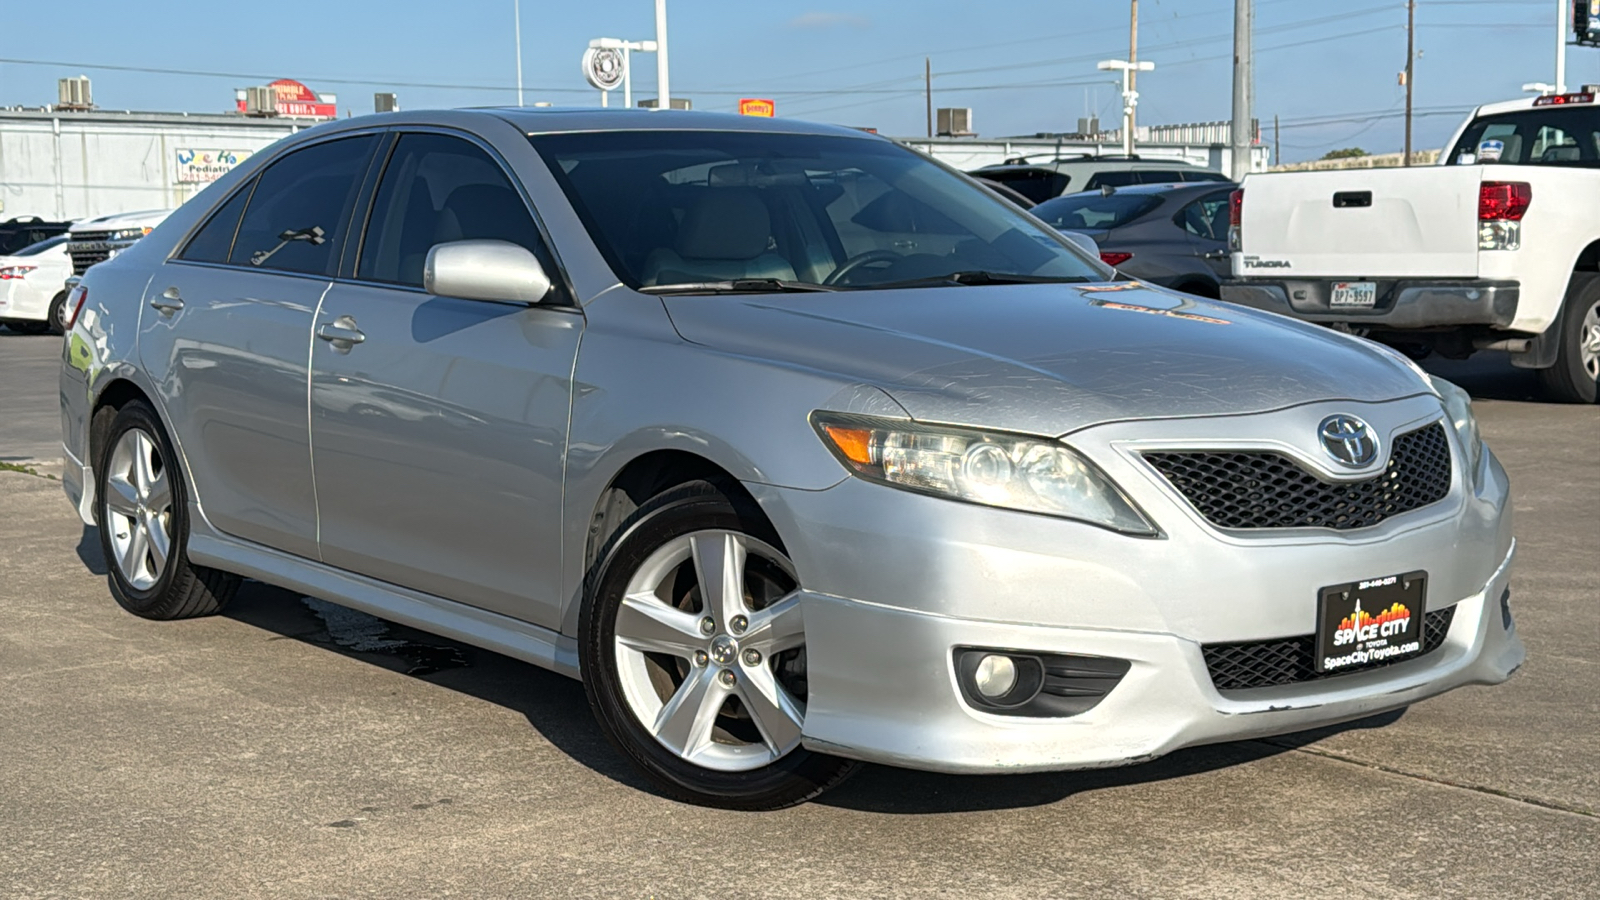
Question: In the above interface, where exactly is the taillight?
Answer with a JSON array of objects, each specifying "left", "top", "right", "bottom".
[
  {"left": 0, "top": 265, "right": 37, "bottom": 280},
  {"left": 63, "top": 285, "right": 88, "bottom": 329},
  {"left": 1099, "top": 251, "right": 1133, "bottom": 267},
  {"left": 1479, "top": 181, "right": 1531, "bottom": 220},
  {"left": 1228, "top": 189, "right": 1244, "bottom": 226}
]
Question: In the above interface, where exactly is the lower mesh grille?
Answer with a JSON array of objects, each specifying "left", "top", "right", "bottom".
[{"left": 1201, "top": 605, "right": 1456, "bottom": 692}]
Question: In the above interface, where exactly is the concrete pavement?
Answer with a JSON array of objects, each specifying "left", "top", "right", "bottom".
[{"left": 0, "top": 346, "right": 1595, "bottom": 898}]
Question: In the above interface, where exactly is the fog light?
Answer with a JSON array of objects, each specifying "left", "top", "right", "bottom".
[{"left": 972, "top": 654, "right": 1017, "bottom": 699}]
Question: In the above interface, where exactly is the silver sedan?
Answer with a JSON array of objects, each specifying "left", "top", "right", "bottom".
[{"left": 59, "top": 109, "right": 1523, "bottom": 809}]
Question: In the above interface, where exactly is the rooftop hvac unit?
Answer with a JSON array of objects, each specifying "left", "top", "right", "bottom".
[
  {"left": 374, "top": 92, "right": 399, "bottom": 113},
  {"left": 57, "top": 76, "right": 92, "bottom": 110},
  {"left": 244, "top": 85, "right": 279, "bottom": 116},
  {"left": 937, "top": 107, "right": 973, "bottom": 137},
  {"left": 1077, "top": 117, "right": 1101, "bottom": 136},
  {"left": 637, "top": 97, "right": 692, "bottom": 110}
]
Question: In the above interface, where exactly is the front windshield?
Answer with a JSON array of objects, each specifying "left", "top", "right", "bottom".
[{"left": 531, "top": 131, "right": 1107, "bottom": 290}]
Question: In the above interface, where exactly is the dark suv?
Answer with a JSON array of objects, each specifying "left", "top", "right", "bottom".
[
  {"left": 968, "top": 156, "right": 1229, "bottom": 204},
  {"left": 0, "top": 216, "right": 73, "bottom": 255}
]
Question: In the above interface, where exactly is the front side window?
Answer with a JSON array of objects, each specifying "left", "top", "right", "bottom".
[
  {"left": 229, "top": 135, "right": 377, "bottom": 275},
  {"left": 359, "top": 133, "right": 546, "bottom": 287},
  {"left": 533, "top": 131, "right": 1103, "bottom": 290},
  {"left": 1448, "top": 108, "right": 1600, "bottom": 166}
]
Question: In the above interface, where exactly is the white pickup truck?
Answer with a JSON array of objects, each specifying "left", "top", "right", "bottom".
[{"left": 1222, "top": 91, "right": 1600, "bottom": 403}]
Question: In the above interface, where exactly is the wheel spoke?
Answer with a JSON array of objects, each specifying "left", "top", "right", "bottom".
[
  {"left": 689, "top": 532, "right": 748, "bottom": 629},
  {"left": 737, "top": 664, "right": 804, "bottom": 754},
  {"left": 104, "top": 475, "right": 141, "bottom": 518},
  {"left": 651, "top": 667, "right": 727, "bottom": 759},
  {"left": 741, "top": 592, "right": 805, "bottom": 656},
  {"left": 132, "top": 432, "right": 156, "bottom": 497},
  {"left": 144, "top": 514, "right": 170, "bottom": 573},
  {"left": 615, "top": 591, "right": 706, "bottom": 659},
  {"left": 144, "top": 467, "right": 172, "bottom": 514},
  {"left": 121, "top": 519, "right": 150, "bottom": 582}
]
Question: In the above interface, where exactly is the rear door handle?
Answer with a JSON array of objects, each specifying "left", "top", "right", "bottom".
[
  {"left": 316, "top": 316, "right": 366, "bottom": 347},
  {"left": 1202, "top": 249, "right": 1230, "bottom": 260},
  {"left": 150, "top": 286, "right": 184, "bottom": 314}
]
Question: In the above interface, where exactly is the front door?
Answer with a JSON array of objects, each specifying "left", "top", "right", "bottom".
[
  {"left": 309, "top": 131, "right": 582, "bottom": 629},
  {"left": 139, "top": 134, "right": 379, "bottom": 559}
]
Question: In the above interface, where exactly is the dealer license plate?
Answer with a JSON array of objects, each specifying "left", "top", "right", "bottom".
[
  {"left": 1315, "top": 572, "right": 1427, "bottom": 674},
  {"left": 1330, "top": 281, "right": 1377, "bottom": 307}
]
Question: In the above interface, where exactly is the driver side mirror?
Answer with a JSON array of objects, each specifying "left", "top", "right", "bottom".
[
  {"left": 1057, "top": 230, "right": 1100, "bottom": 259},
  {"left": 424, "top": 239, "right": 552, "bottom": 304}
]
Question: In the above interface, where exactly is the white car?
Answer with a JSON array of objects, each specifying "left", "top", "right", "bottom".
[{"left": 0, "top": 234, "right": 73, "bottom": 334}]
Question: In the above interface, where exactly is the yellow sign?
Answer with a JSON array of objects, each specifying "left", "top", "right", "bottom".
[{"left": 739, "top": 98, "right": 775, "bottom": 117}]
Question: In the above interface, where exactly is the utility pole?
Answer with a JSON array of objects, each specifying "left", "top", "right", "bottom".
[
  {"left": 514, "top": 0, "right": 524, "bottom": 106},
  {"left": 1557, "top": 0, "right": 1569, "bottom": 93},
  {"left": 1128, "top": 0, "right": 1139, "bottom": 137},
  {"left": 1230, "top": 0, "right": 1253, "bottom": 179},
  {"left": 925, "top": 58, "right": 933, "bottom": 138},
  {"left": 655, "top": 0, "right": 670, "bottom": 110},
  {"left": 1098, "top": 59, "right": 1155, "bottom": 157},
  {"left": 1273, "top": 113, "right": 1280, "bottom": 167},
  {"left": 1404, "top": 0, "right": 1415, "bottom": 166}
]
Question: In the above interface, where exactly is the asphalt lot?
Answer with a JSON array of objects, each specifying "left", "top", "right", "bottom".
[{"left": 1, "top": 326, "right": 1596, "bottom": 898}]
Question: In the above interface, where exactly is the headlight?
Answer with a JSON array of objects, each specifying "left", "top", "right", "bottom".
[
  {"left": 1427, "top": 374, "right": 1483, "bottom": 484},
  {"left": 107, "top": 227, "right": 153, "bottom": 242},
  {"left": 811, "top": 412, "right": 1158, "bottom": 535}
]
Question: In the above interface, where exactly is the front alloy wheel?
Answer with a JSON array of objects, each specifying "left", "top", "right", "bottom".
[{"left": 581, "top": 480, "right": 858, "bottom": 809}]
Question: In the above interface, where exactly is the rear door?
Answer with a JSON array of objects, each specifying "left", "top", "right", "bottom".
[
  {"left": 308, "top": 130, "right": 582, "bottom": 629},
  {"left": 140, "top": 133, "right": 379, "bottom": 559},
  {"left": 1175, "top": 188, "right": 1235, "bottom": 281},
  {"left": 1237, "top": 166, "right": 1482, "bottom": 277}
]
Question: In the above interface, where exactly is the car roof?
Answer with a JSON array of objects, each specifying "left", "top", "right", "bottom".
[
  {"left": 973, "top": 158, "right": 1211, "bottom": 175},
  {"left": 1044, "top": 181, "right": 1238, "bottom": 200},
  {"left": 302, "top": 106, "right": 884, "bottom": 141}
]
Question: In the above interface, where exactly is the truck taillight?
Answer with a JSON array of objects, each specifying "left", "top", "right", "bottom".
[
  {"left": 1227, "top": 188, "right": 1243, "bottom": 251},
  {"left": 1099, "top": 251, "right": 1133, "bottom": 267},
  {"left": 1478, "top": 181, "right": 1531, "bottom": 220}
]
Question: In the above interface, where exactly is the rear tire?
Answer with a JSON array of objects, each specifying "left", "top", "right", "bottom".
[
  {"left": 96, "top": 400, "right": 239, "bottom": 619},
  {"left": 580, "top": 479, "right": 859, "bottom": 810},
  {"left": 46, "top": 291, "right": 68, "bottom": 336},
  {"left": 1538, "top": 273, "right": 1600, "bottom": 404}
]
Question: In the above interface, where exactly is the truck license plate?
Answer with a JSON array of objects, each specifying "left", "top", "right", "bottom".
[{"left": 1330, "top": 281, "right": 1377, "bottom": 308}]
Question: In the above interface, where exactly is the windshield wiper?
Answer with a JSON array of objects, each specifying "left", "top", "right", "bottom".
[
  {"left": 852, "top": 271, "right": 1093, "bottom": 290},
  {"left": 640, "top": 279, "right": 839, "bottom": 295}
]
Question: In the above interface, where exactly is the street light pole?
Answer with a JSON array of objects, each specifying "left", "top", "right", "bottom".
[
  {"left": 1230, "top": 0, "right": 1253, "bottom": 179},
  {"left": 514, "top": 0, "right": 524, "bottom": 107},
  {"left": 1098, "top": 59, "right": 1155, "bottom": 157},
  {"left": 1557, "top": 0, "right": 1569, "bottom": 93},
  {"left": 655, "top": 0, "right": 671, "bottom": 109}
]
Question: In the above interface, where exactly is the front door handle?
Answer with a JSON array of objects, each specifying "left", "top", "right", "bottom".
[
  {"left": 316, "top": 315, "right": 366, "bottom": 348},
  {"left": 1202, "top": 249, "right": 1230, "bottom": 260},
  {"left": 150, "top": 286, "right": 184, "bottom": 314}
]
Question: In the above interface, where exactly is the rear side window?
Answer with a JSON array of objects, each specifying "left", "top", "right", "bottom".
[
  {"left": 1177, "top": 191, "right": 1235, "bottom": 241},
  {"left": 1083, "top": 170, "right": 1142, "bottom": 190},
  {"left": 1448, "top": 108, "right": 1600, "bottom": 166},
  {"left": 1032, "top": 193, "right": 1162, "bottom": 230},
  {"left": 358, "top": 133, "right": 547, "bottom": 287},
  {"left": 971, "top": 168, "right": 1070, "bottom": 203},
  {"left": 12, "top": 234, "right": 68, "bottom": 257},
  {"left": 180, "top": 180, "right": 255, "bottom": 264},
  {"left": 229, "top": 135, "right": 377, "bottom": 275},
  {"left": 1181, "top": 170, "right": 1230, "bottom": 183}
]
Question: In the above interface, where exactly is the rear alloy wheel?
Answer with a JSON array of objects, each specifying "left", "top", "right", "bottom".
[
  {"left": 1539, "top": 274, "right": 1600, "bottom": 403},
  {"left": 581, "top": 481, "right": 858, "bottom": 809},
  {"left": 46, "top": 291, "right": 68, "bottom": 336},
  {"left": 97, "top": 401, "right": 239, "bottom": 619}
]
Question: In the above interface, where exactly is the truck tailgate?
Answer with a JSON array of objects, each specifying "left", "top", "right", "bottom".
[{"left": 1238, "top": 166, "right": 1481, "bottom": 278}]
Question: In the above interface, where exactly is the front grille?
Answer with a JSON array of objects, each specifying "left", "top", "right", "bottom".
[
  {"left": 1202, "top": 605, "right": 1456, "bottom": 692},
  {"left": 67, "top": 231, "right": 115, "bottom": 274},
  {"left": 1144, "top": 422, "right": 1452, "bottom": 531}
]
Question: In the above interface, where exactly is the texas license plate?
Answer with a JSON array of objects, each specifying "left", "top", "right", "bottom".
[
  {"left": 1330, "top": 281, "right": 1377, "bottom": 307},
  {"left": 1315, "top": 572, "right": 1427, "bottom": 673}
]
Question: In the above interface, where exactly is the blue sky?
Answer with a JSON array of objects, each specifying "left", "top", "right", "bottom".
[{"left": 0, "top": 0, "right": 1591, "bottom": 163}]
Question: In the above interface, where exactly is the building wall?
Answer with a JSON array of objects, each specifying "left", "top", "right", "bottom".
[
  {"left": 899, "top": 136, "right": 1271, "bottom": 179},
  {"left": 0, "top": 110, "right": 304, "bottom": 221}
]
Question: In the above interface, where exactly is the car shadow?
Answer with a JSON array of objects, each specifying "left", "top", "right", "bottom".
[
  {"left": 1418, "top": 354, "right": 1544, "bottom": 403},
  {"left": 190, "top": 552, "right": 1412, "bottom": 812}
]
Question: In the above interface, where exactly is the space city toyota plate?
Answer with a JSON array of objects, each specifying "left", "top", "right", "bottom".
[{"left": 1316, "top": 572, "right": 1428, "bottom": 673}]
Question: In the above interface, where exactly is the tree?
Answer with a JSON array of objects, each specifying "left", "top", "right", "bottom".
[{"left": 1321, "top": 147, "right": 1369, "bottom": 160}]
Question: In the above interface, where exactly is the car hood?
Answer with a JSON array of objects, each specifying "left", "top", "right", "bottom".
[
  {"left": 68, "top": 209, "right": 173, "bottom": 233},
  {"left": 661, "top": 282, "right": 1429, "bottom": 436}
]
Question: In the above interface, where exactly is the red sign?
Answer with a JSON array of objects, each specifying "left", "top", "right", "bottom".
[
  {"left": 236, "top": 79, "right": 338, "bottom": 119},
  {"left": 739, "top": 98, "right": 775, "bottom": 117}
]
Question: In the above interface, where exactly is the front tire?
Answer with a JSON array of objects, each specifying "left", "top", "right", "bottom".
[
  {"left": 46, "top": 291, "right": 69, "bottom": 336},
  {"left": 580, "top": 480, "right": 859, "bottom": 810},
  {"left": 96, "top": 401, "right": 239, "bottom": 619},
  {"left": 1538, "top": 273, "right": 1600, "bottom": 403}
]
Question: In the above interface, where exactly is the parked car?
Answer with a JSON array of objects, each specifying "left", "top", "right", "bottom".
[
  {"left": 969, "top": 155, "right": 1230, "bottom": 204},
  {"left": 62, "top": 109, "right": 1522, "bottom": 811},
  {"left": 973, "top": 176, "right": 1036, "bottom": 210},
  {"left": 0, "top": 234, "right": 73, "bottom": 333},
  {"left": 1031, "top": 182, "right": 1237, "bottom": 298},
  {"left": 0, "top": 216, "right": 73, "bottom": 256},
  {"left": 1224, "top": 89, "right": 1600, "bottom": 403}
]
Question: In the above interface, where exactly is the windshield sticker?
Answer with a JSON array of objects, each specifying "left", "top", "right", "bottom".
[
  {"left": 1477, "top": 139, "right": 1504, "bottom": 163},
  {"left": 1078, "top": 281, "right": 1144, "bottom": 293}
]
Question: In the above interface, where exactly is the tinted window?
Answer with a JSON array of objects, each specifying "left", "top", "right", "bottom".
[
  {"left": 1084, "top": 171, "right": 1142, "bottom": 190},
  {"left": 1181, "top": 170, "right": 1230, "bottom": 183},
  {"left": 229, "top": 136, "right": 376, "bottom": 275},
  {"left": 1177, "top": 190, "right": 1235, "bottom": 241},
  {"left": 1448, "top": 108, "right": 1600, "bottom": 166},
  {"left": 12, "top": 234, "right": 68, "bottom": 257},
  {"left": 534, "top": 131, "right": 1103, "bottom": 290},
  {"left": 969, "top": 168, "right": 1070, "bottom": 203},
  {"left": 359, "top": 133, "right": 545, "bottom": 287},
  {"left": 1032, "top": 193, "right": 1163, "bottom": 231},
  {"left": 180, "top": 179, "right": 255, "bottom": 264},
  {"left": 1135, "top": 171, "right": 1189, "bottom": 184}
]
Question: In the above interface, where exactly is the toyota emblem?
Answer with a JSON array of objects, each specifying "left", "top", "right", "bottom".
[{"left": 1318, "top": 415, "right": 1379, "bottom": 467}]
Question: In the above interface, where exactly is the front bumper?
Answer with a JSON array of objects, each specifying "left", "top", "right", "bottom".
[{"left": 1221, "top": 278, "right": 1518, "bottom": 329}]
